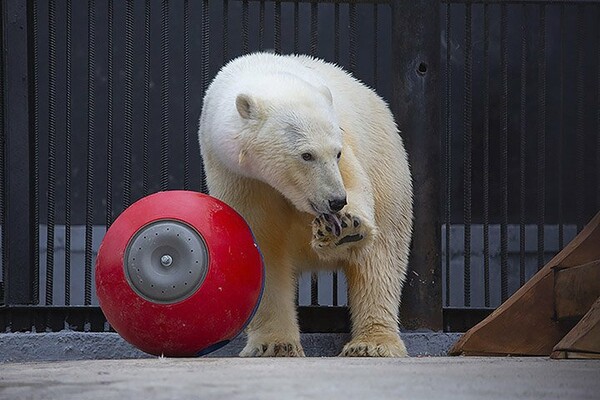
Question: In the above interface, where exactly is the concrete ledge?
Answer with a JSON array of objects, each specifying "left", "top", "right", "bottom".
[{"left": 0, "top": 332, "right": 461, "bottom": 363}]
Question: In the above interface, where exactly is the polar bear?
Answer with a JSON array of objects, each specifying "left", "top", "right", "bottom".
[{"left": 198, "top": 52, "right": 413, "bottom": 357}]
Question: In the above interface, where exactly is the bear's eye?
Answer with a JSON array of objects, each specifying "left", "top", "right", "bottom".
[
  {"left": 337, "top": 151, "right": 342, "bottom": 160},
  {"left": 301, "top": 153, "right": 314, "bottom": 161}
]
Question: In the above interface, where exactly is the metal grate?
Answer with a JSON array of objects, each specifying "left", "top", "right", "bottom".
[
  {"left": 1, "top": 0, "right": 400, "bottom": 333},
  {"left": 2, "top": 0, "right": 597, "bottom": 334},
  {"left": 441, "top": 0, "right": 600, "bottom": 327},
  {"left": 0, "top": 0, "right": 5, "bottom": 304}
]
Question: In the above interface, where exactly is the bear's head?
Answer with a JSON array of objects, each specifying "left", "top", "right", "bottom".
[{"left": 234, "top": 84, "right": 346, "bottom": 216}]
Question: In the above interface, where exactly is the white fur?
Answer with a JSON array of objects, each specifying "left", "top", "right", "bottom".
[{"left": 198, "top": 53, "right": 413, "bottom": 357}]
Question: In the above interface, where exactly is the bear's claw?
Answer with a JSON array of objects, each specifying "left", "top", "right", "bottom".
[
  {"left": 340, "top": 335, "right": 408, "bottom": 357},
  {"left": 322, "top": 213, "right": 343, "bottom": 236},
  {"left": 336, "top": 234, "right": 363, "bottom": 245},
  {"left": 240, "top": 342, "right": 305, "bottom": 357}
]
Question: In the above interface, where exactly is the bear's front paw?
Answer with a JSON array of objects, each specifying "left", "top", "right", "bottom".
[
  {"left": 311, "top": 211, "right": 373, "bottom": 257},
  {"left": 240, "top": 341, "right": 305, "bottom": 357},
  {"left": 340, "top": 335, "right": 407, "bottom": 357}
]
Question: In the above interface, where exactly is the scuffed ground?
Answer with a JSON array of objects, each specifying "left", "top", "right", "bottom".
[{"left": 1, "top": 357, "right": 598, "bottom": 400}]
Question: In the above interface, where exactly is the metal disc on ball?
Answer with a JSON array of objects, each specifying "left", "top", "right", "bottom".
[{"left": 124, "top": 220, "right": 209, "bottom": 304}]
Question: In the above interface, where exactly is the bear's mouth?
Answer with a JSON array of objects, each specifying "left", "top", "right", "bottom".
[{"left": 309, "top": 203, "right": 341, "bottom": 235}]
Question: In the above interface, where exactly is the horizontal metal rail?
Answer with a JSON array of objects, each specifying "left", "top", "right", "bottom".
[
  {"left": 0, "top": 305, "right": 352, "bottom": 334},
  {"left": 443, "top": 307, "right": 494, "bottom": 333},
  {"left": 442, "top": 0, "right": 598, "bottom": 4},
  {"left": 2, "top": 305, "right": 495, "bottom": 333},
  {"left": 238, "top": 0, "right": 390, "bottom": 4}
]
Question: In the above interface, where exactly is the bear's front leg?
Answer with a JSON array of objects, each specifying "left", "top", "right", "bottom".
[
  {"left": 340, "top": 257, "right": 408, "bottom": 357},
  {"left": 240, "top": 255, "right": 305, "bottom": 357}
]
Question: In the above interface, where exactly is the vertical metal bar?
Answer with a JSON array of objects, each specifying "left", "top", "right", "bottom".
[
  {"left": 143, "top": 0, "right": 150, "bottom": 197},
  {"left": 483, "top": 3, "right": 490, "bottom": 306},
  {"left": 223, "top": 0, "right": 229, "bottom": 62},
  {"left": 0, "top": 0, "right": 5, "bottom": 301},
  {"left": 537, "top": 5, "right": 546, "bottom": 271},
  {"left": 46, "top": 0, "right": 56, "bottom": 305},
  {"left": 520, "top": 4, "right": 528, "bottom": 288},
  {"left": 558, "top": 4, "right": 565, "bottom": 250},
  {"left": 463, "top": 3, "right": 472, "bottom": 308},
  {"left": 2, "top": 0, "right": 36, "bottom": 305},
  {"left": 242, "top": 0, "right": 249, "bottom": 54},
  {"left": 500, "top": 3, "right": 509, "bottom": 303},
  {"left": 259, "top": 0, "right": 265, "bottom": 51},
  {"left": 311, "top": 0, "right": 319, "bottom": 310},
  {"left": 85, "top": 0, "right": 96, "bottom": 305},
  {"left": 294, "top": 1, "right": 299, "bottom": 54},
  {"left": 183, "top": 0, "right": 190, "bottom": 190},
  {"left": 46, "top": 0, "right": 58, "bottom": 305},
  {"left": 200, "top": 0, "right": 209, "bottom": 195},
  {"left": 392, "top": 0, "right": 442, "bottom": 330},
  {"left": 444, "top": 2, "right": 451, "bottom": 308},
  {"left": 347, "top": 1, "right": 358, "bottom": 305},
  {"left": 202, "top": 1, "right": 209, "bottom": 94},
  {"left": 310, "top": 1, "right": 318, "bottom": 56},
  {"left": 331, "top": 273, "right": 338, "bottom": 306},
  {"left": 106, "top": 0, "right": 114, "bottom": 227},
  {"left": 160, "top": 0, "right": 169, "bottom": 191},
  {"left": 332, "top": 2, "right": 340, "bottom": 307},
  {"left": 64, "top": 0, "right": 72, "bottom": 305},
  {"left": 310, "top": 276, "right": 318, "bottom": 306},
  {"left": 575, "top": 5, "right": 585, "bottom": 232},
  {"left": 31, "top": 0, "right": 40, "bottom": 304},
  {"left": 373, "top": 4, "right": 378, "bottom": 89},
  {"left": 349, "top": 3, "right": 357, "bottom": 73},
  {"left": 123, "top": 0, "right": 134, "bottom": 207},
  {"left": 274, "top": 1, "right": 281, "bottom": 55}
]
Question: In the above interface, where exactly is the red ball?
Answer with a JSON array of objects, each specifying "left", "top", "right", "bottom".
[{"left": 96, "top": 191, "right": 264, "bottom": 357}]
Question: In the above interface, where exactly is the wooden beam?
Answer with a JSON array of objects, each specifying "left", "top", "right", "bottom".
[
  {"left": 450, "top": 211, "right": 600, "bottom": 356},
  {"left": 551, "top": 297, "right": 600, "bottom": 359},
  {"left": 550, "top": 351, "right": 600, "bottom": 360},
  {"left": 554, "top": 260, "right": 600, "bottom": 320}
]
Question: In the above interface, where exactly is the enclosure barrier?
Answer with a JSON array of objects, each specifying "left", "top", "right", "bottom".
[{"left": 1, "top": 0, "right": 599, "bottom": 334}]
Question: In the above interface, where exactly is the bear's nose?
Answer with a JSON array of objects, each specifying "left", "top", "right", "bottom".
[{"left": 328, "top": 197, "right": 347, "bottom": 213}]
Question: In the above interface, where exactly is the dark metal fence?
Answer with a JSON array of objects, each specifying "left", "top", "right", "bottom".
[
  {"left": 1, "top": 0, "right": 598, "bottom": 335},
  {"left": 442, "top": 0, "right": 600, "bottom": 330},
  {"left": 1, "top": 0, "right": 442, "bottom": 333}
]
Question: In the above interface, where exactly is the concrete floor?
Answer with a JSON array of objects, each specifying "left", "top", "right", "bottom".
[
  {"left": 0, "top": 332, "right": 462, "bottom": 362},
  {"left": 1, "top": 357, "right": 598, "bottom": 400}
]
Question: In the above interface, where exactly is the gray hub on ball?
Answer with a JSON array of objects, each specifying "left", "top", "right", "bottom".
[{"left": 124, "top": 220, "right": 209, "bottom": 304}]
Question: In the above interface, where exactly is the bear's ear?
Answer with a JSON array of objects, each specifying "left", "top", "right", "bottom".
[
  {"left": 236, "top": 94, "right": 262, "bottom": 120},
  {"left": 319, "top": 85, "right": 333, "bottom": 106}
]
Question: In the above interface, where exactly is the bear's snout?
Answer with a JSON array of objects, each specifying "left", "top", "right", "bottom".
[{"left": 328, "top": 197, "right": 347, "bottom": 213}]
